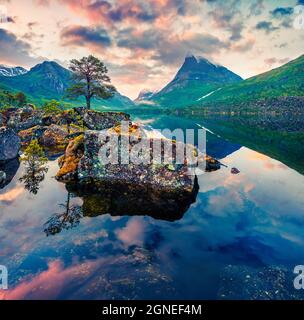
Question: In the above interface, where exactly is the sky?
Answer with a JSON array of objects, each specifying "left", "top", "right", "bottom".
[{"left": 0, "top": 0, "right": 303, "bottom": 99}]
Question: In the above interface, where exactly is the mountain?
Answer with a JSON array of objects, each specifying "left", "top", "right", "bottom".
[
  {"left": 0, "top": 65, "right": 27, "bottom": 77},
  {"left": 135, "top": 89, "right": 157, "bottom": 102},
  {"left": 146, "top": 54, "right": 242, "bottom": 108},
  {"left": 0, "top": 61, "right": 72, "bottom": 100},
  {"left": 0, "top": 61, "right": 135, "bottom": 109},
  {"left": 191, "top": 54, "right": 304, "bottom": 110}
]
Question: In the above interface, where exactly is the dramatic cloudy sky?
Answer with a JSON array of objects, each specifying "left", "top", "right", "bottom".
[{"left": 0, "top": 0, "right": 303, "bottom": 98}]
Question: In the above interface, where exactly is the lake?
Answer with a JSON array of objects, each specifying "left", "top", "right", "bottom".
[{"left": 0, "top": 113, "right": 304, "bottom": 300}]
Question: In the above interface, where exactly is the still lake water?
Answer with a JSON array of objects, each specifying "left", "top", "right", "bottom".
[{"left": 0, "top": 113, "right": 304, "bottom": 300}]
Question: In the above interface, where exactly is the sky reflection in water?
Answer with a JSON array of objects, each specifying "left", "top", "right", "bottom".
[{"left": 0, "top": 115, "right": 304, "bottom": 300}]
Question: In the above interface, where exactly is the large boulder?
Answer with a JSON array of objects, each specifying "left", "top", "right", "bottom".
[
  {"left": 56, "top": 124, "right": 220, "bottom": 196},
  {"left": 74, "top": 108, "right": 130, "bottom": 130},
  {"left": 6, "top": 106, "right": 43, "bottom": 131},
  {"left": 0, "top": 127, "right": 21, "bottom": 161},
  {"left": 39, "top": 124, "right": 68, "bottom": 147},
  {"left": 74, "top": 129, "right": 196, "bottom": 195},
  {"left": 8, "top": 114, "right": 43, "bottom": 131},
  {"left": 55, "top": 121, "right": 223, "bottom": 220}
]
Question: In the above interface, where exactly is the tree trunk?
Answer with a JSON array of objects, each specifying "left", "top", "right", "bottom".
[
  {"left": 86, "top": 96, "right": 91, "bottom": 110},
  {"left": 86, "top": 77, "right": 91, "bottom": 110}
]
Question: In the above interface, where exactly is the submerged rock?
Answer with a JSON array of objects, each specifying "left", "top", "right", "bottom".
[
  {"left": 0, "top": 127, "right": 21, "bottom": 161},
  {"left": 231, "top": 167, "right": 240, "bottom": 174}
]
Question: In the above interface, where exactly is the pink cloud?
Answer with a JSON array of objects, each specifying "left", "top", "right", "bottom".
[
  {"left": 116, "top": 218, "right": 145, "bottom": 246},
  {"left": 0, "top": 259, "right": 101, "bottom": 300}
]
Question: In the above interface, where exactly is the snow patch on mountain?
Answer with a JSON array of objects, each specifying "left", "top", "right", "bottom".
[
  {"left": 0, "top": 65, "right": 28, "bottom": 77},
  {"left": 197, "top": 88, "right": 222, "bottom": 101}
]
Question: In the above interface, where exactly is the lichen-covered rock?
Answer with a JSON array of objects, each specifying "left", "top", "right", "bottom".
[
  {"left": 205, "top": 155, "right": 222, "bottom": 172},
  {"left": 74, "top": 108, "right": 130, "bottom": 130},
  {"left": 56, "top": 134, "right": 84, "bottom": 181},
  {"left": 18, "top": 126, "right": 46, "bottom": 146},
  {"left": 56, "top": 126, "right": 203, "bottom": 195},
  {"left": 6, "top": 107, "right": 43, "bottom": 132},
  {"left": 7, "top": 113, "right": 22, "bottom": 128},
  {"left": 0, "top": 127, "right": 21, "bottom": 161},
  {"left": 19, "top": 104, "right": 35, "bottom": 117},
  {"left": 39, "top": 124, "right": 68, "bottom": 147},
  {"left": 1, "top": 107, "right": 18, "bottom": 122},
  {"left": 78, "top": 130, "right": 196, "bottom": 194},
  {"left": 41, "top": 114, "right": 58, "bottom": 126},
  {"left": 55, "top": 121, "right": 223, "bottom": 219}
]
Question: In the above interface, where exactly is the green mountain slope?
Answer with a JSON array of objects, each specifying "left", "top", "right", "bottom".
[{"left": 195, "top": 54, "right": 304, "bottom": 108}]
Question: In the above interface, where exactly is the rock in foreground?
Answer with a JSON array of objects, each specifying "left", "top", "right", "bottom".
[
  {"left": 56, "top": 127, "right": 200, "bottom": 197},
  {"left": 75, "top": 108, "right": 130, "bottom": 130},
  {"left": 0, "top": 127, "right": 21, "bottom": 161},
  {"left": 56, "top": 123, "right": 222, "bottom": 214}
]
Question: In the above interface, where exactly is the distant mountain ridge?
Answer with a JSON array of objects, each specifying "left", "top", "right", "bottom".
[
  {"left": 134, "top": 89, "right": 158, "bottom": 102},
  {"left": 0, "top": 65, "right": 27, "bottom": 77},
  {"left": 0, "top": 61, "right": 135, "bottom": 109}
]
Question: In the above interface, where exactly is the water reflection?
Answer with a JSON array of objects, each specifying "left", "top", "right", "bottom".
[
  {"left": 1, "top": 113, "right": 304, "bottom": 300},
  {"left": 44, "top": 192, "right": 82, "bottom": 236},
  {"left": 19, "top": 165, "right": 48, "bottom": 195},
  {"left": 75, "top": 178, "right": 199, "bottom": 221},
  {"left": 44, "top": 178, "right": 199, "bottom": 236},
  {"left": 19, "top": 140, "right": 49, "bottom": 195}
]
